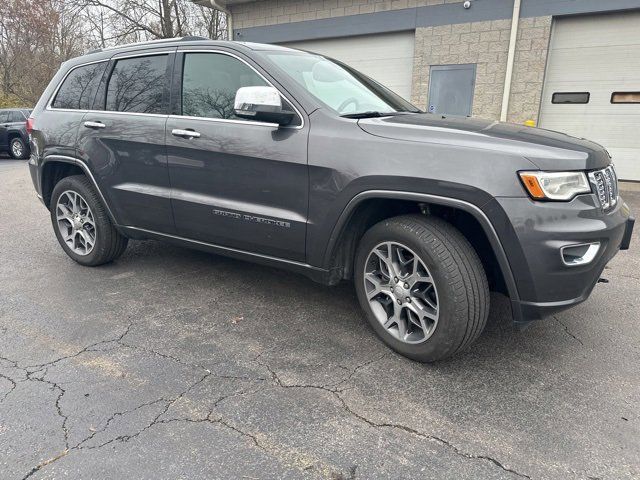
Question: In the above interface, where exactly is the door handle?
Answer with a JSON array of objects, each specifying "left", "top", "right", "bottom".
[
  {"left": 84, "top": 121, "right": 106, "bottom": 129},
  {"left": 172, "top": 128, "right": 200, "bottom": 139}
]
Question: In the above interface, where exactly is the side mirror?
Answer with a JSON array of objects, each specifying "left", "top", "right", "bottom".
[{"left": 234, "top": 86, "right": 295, "bottom": 126}]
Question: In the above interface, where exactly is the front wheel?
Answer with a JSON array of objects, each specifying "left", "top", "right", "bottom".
[
  {"left": 354, "top": 214, "right": 489, "bottom": 362},
  {"left": 50, "top": 175, "right": 128, "bottom": 266}
]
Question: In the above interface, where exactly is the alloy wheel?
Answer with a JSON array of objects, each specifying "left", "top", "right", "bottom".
[
  {"left": 55, "top": 190, "right": 97, "bottom": 256},
  {"left": 11, "top": 140, "right": 23, "bottom": 158},
  {"left": 364, "top": 241, "right": 439, "bottom": 344}
]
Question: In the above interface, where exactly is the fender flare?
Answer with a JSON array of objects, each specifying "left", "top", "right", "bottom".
[
  {"left": 40, "top": 155, "right": 118, "bottom": 224},
  {"left": 323, "top": 189, "right": 521, "bottom": 307}
]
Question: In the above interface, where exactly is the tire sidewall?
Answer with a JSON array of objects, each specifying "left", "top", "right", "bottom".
[
  {"left": 355, "top": 218, "right": 469, "bottom": 362},
  {"left": 50, "top": 176, "right": 112, "bottom": 266}
]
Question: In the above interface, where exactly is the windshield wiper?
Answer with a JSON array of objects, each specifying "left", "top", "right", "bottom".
[{"left": 340, "top": 111, "right": 408, "bottom": 119}]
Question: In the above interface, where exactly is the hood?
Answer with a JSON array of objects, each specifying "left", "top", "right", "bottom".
[{"left": 357, "top": 113, "right": 611, "bottom": 171}]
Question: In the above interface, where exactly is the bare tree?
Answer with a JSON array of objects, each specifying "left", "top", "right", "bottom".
[
  {"left": 82, "top": 0, "right": 227, "bottom": 44},
  {"left": 0, "top": 0, "right": 89, "bottom": 105},
  {"left": 0, "top": 0, "right": 228, "bottom": 106}
]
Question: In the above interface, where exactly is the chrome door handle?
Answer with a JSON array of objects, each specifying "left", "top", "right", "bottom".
[
  {"left": 172, "top": 128, "right": 200, "bottom": 139},
  {"left": 84, "top": 121, "right": 106, "bottom": 129}
]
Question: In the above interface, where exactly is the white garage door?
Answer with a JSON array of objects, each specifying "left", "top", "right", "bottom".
[
  {"left": 280, "top": 32, "right": 415, "bottom": 101},
  {"left": 539, "top": 12, "right": 640, "bottom": 181}
]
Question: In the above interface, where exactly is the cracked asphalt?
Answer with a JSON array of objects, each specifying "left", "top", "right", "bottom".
[{"left": 1, "top": 158, "right": 639, "bottom": 479}]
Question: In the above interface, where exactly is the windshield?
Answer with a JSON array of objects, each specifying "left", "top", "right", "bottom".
[{"left": 261, "top": 50, "right": 420, "bottom": 116}]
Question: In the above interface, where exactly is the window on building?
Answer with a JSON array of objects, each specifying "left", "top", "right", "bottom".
[
  {"left": 551, "top": 92, "right": 590, "bottom": 104},
  {"left": 610, "top": 92, "right": 640, "bottom": 104},
  {"left": 181, "top": 53, "right": 269, "bottom": 120},
  {"left": 105, "top": 55, "right": 167, "bottom": 114},
  {"left": 52, "top": 62, "right": 108, "bottom": 110}
]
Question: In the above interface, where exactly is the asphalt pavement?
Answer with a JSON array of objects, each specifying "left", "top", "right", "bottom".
[{"left": 1, "top": 158, "right": 638, "bottom": 479}]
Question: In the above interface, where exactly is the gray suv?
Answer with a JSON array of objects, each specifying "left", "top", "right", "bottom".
[{"left": 28, "top": 38, "right": 634, "bottom": 361}]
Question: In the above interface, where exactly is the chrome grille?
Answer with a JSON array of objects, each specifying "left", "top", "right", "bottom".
[{"left": 589, "top": 165, "right": 619, "bottom": 211}]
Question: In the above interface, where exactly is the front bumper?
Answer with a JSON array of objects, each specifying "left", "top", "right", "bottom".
[{"left": 492, "top": 194, "right": 633, "bottom": 322}]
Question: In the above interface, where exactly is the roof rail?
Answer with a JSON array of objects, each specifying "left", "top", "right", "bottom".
[{"left": 89, "top": 36, "right": 209, "bottom": 54}]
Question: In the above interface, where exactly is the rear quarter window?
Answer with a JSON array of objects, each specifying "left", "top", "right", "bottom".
[{"left": 52, "top": 62, "right": 108, "bottom": 110}]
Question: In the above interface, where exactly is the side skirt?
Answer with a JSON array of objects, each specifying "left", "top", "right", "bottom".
[{"left": 120, "top": 225, "right": 334, "bottom": 285}]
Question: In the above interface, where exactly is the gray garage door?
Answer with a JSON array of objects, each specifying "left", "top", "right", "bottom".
[
  {"left": 539, "top": 12, "right": 640, "bottom": 181},
  {"left": 280, "top": 31, "right": 415, "bottom": 101}
]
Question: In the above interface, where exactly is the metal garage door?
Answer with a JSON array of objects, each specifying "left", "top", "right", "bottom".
[
  {"left": 539, "top": 12, "right": 640, "bottom": 181},
  {"left": 280, "top": 32, "right": 415, "bottom": 101}
]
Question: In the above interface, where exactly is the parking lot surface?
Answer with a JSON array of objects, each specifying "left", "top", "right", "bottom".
[{"left": 1, "top": 159, "right": 639, "bottom": 479}]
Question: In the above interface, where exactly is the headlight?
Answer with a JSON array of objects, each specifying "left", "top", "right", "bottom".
[{"left": 519, "top": 171, "right": 591, "bottom": 201}]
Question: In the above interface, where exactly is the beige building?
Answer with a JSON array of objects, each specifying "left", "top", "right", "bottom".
[{"left": 203, "top": 0, "right": 640, "bottom": 180}]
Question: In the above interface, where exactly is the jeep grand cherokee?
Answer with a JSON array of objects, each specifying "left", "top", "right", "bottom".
[{"left": 27, "top": 37, "right": 634, "bottom": 361}]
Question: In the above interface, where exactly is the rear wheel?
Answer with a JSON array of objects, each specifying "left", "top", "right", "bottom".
[
  {"left": 9, "top": 137, "right": 28, "bottom": 159},
  {"left": 354, "top": 214, "right": 489, "bottom": 362},
  {"left": 50, "top": 175, "right": 128, "bottom": 266}
]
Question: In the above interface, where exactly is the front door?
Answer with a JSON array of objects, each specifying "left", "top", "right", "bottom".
[
  {"left": 77, "top": 50, "right": 175, "bottom": 234},
  {"left": 166, "top": 50, "right": 309, "bottom": 262}
]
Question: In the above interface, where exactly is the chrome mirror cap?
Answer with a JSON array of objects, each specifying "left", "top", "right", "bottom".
[{"left": 234, "top": 86, "right": 295, "bottom": 126}]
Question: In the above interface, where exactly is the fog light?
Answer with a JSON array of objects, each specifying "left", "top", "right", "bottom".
[{"left": 560, "top": 242, "right": 600, "bottom": 266}]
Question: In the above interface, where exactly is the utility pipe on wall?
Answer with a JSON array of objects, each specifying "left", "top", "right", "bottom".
[
  {"left": 192, "top": 0, "right": 233, "bottom": 40},
  {"left": 500, "top": 0, "right": 522, "bottom": 122}
]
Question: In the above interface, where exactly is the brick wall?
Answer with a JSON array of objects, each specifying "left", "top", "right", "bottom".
[
  {"left": 232, "top": 0, "right": 462, "bottom": 29},
  {"left": 412, "top": 16, "right": 551, "bottom": 123}
]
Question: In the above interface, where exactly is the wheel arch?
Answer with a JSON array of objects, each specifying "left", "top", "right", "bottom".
[
  {"left": 40, "top": 156, "right": 118, "bottom": 225},
  {"left": 323, "top": 190, "right": 520, "bottom": 307},
  {"left": 7, "top": 130, "right": 24, "bottom": 142}
]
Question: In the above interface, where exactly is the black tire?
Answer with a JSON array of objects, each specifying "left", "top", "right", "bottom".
[
  {"left": 9, "top": 137, "right": 28, "bottom": 159},
  {"left": 354, "top": 214, "right": 489, "bottom": 362},
  {"left": 50, "top": 175, "right": 128, "bottom": 266}
]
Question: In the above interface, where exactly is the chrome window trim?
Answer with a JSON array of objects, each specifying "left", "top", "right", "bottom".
[
  {"left": 176, "top": 48, "right": 305, "bottom": 130},
  {"left": 46, "top": 50, "right": 174, "bottom": 113},
  {"left": 45, "top": 48, "right": 305, "bottom": 129},
  {"left": 52, "top": 109, "right": 169, "bottom": 119},
  {"left": 168, "top": 114, "right": 278, "bottom": 128}
]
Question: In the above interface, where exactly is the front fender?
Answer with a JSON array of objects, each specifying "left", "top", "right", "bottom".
[{"left": 319, "top": 189, "right": 523, "bottom": 322}]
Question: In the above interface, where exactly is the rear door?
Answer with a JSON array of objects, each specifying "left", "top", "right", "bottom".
[
  {"left": 77, "top": 49, "right": 175, "bottom": 233},
  {"left": 166, "top": 48, "right": 309, "bottom": 262}
]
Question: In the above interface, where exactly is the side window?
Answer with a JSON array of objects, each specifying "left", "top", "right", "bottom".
[
  {"left": 182, "top": 53, "right": 268, "bottom": 120},
  {"left": 0, "top": 112, "right": 8, "bottom": 123},
  {"left": 105, "top": 55, "right": 167, "bottom": 114},
  {"left": 52, "top": 62, "right": 107, "bottom": 110},
  {"left": 8, "top": 111, "right": 24, "bottom": 122}
]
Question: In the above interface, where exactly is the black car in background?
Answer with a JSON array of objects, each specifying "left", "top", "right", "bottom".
[{"left": 0, "top": 108, "right": 31, "bottom": 159}]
